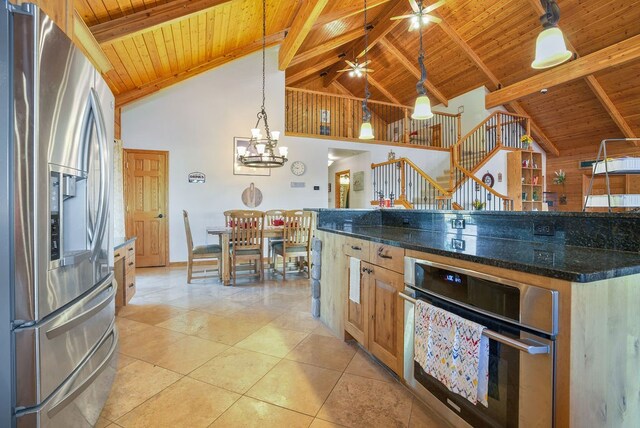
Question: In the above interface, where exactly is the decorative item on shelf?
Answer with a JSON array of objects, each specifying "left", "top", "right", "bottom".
[
  {"left": 521, "top": 134, "right": 534, "bottom": 150},
  {"left": 533, "top": 190, "right": 540, "bottom": 201},
  {"left": 472, "top": 199, "right": 485, "bottom": 210},
  {"left": 236, "top": 0, "right": 287, "bottom": 168},
  {"left": 482, "top": 172, "right": 495, "bottom": 188},
  {"left": 532, "top": 175, "right": 539, "bottom": 185},
  {"left": 410, "top": 1, "right": 434, "bottom": 120},
  {"left": 391, "top": 0, "right": 445, "bottom": 31},
  {"left": 389, "top": 192, "right": 395, "bottom": 208},
  {"left": 358, "top": 0, "right": 375, "bottom": 140},
  {"left": 378, "top": 191, "right": 385, "bottom": 208},
  {"left": 522, "top": 192, "right": 528, "bottom": 201},
  {"left": 532, "top": 0, "right": 573, "bottom": 69},
  {"left": 553, "top": 169, "right": 567, "bottom": 204}
]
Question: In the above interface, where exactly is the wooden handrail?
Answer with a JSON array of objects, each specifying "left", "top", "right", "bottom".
[
  {"left": 371, "top": 158, "right": 451, "bottom": 196},
  {"left": 452, "top": 111, "right": 529, "bottom": 150},
  {"left": 451, "top": 150, "right": 512, "bottom": 203},
  {"left": 285, "top": 87, "right": 461, "bottom": 118}
]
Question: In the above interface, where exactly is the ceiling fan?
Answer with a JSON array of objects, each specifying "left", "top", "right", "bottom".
[
  {"left": 337, "top": 58, "right": 374, "bottom": 78},
  {"left": 391, "top": 0, "right": 445, "bottom": 31}
]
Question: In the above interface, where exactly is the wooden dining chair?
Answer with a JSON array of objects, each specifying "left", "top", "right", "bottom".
[
  {"left": 227, "top": 210, "right": 265, "bottom": 285},
  {"left": 183, "top": 210, "right": 222, "bottom": 283},
  {"left": 265, "top": 209, "right": 285, "bottom": 267},
  {"left": 272, "top": 210, "right": 313, "bottom": 280}
]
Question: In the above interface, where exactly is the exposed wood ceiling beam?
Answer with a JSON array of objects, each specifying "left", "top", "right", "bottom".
[
  {"left": 286, "top": 55, "right": 343, "bottom": 86},
  {"left": 72, "top": 11, "right": 113, "bottom": 74},
  {"left": 90, "top": 0, "right": 233, "bottom": 45},
  {"left": 289, "top": 27, "right": 365, "bottom": 67},
  {"left": 378, "top": 37, "right": 448, "bottom": 107},
  {"left": 322, "top": 1, "right": 409, "bottom": 88},
  {"left": 314, "top": 0, "right": 390, "bottom": 28},
  {"left": 525, "top": 0, "right": 636, "bottom": 140},
  {"left": 279, "top": 0, "right": 329, "bottom": 70},
  {"left": 332, "top": 81, "right": 355, "bottom": 97},
  {"left": 486, "top": 34, "right": 640, "bottom": 109},
  {"left": 367, "top": 75, "right": 401, "bottom": 104},
  {"left": 419, "top": 3, "right": 559, "bottom": 155},
  {"left": 116, "top": 31, "right": 284, "bottom": 107}
]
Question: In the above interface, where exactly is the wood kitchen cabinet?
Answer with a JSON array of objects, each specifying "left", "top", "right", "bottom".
[
  {"left": 114, "top": 237, "right": 136, "bottom": 308},
  {"left": 343, "top": 241, "right": 405, "bottom": 376}
]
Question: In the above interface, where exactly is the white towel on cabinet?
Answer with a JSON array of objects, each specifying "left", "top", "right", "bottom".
[{"left": 349, "top": 257, "right": 361, "bottom": 304}]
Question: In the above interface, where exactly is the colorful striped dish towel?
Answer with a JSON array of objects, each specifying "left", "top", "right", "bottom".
[{"left": 414, "top": 300, "right": 489, "bottom": 407}]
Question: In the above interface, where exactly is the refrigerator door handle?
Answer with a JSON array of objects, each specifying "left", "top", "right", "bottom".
[
  {"left": 81, "top": 88, "right": 110, "bottom": 262},
  {"left": 44, "top": 273, "right": 114, "bottom": 339},
  {"left": 46, "top": 327, "right": 118, "bottom": 418}
]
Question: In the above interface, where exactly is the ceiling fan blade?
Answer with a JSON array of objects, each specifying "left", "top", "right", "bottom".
[
  {"left": 409, "top": 0, "right": 420, "bottom": 13},
  {"left": 337, "top": 68, "right": 352, "bottom": 73},
  {"left": 363, "top": 69, "right": 375, "bottom": 73},
  {"left": 345, "top": 60, "right": 356, "bottom": 67},
  {"left": 422, "top": 14, "right": 442, "bottom": 23},
  {"left": 422, "top": 0, "right": 446, "bottom": 14},
  {"left": 390, "top": 14, "right": 415, "bottom": 20},
  {"left": 360, "top": 59, "right": 372, "bottom": 67}
]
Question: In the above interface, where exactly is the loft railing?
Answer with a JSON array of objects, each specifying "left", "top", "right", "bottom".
[
  {"left": 285, "top": 87, "right": 461, "bottom": 149},
  {"left": 451, "top": 149, "right": 514, "bottom": 211},
  {"left": 371, "top": 158, "right": 452, "bottom": 210},
  {"left": 452, "top": 111, "right": 530, "bottom": 189}
]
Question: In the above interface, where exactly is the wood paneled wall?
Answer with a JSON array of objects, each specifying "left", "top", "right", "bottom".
[{"left": 546, "top": 144, "right": 640, "bottom": 212}]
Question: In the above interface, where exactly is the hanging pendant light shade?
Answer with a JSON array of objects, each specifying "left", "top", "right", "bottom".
[
  {"left": 531, "top": 27, "right": 572, "bottom": 69},
  {"left": 531, "top": 0, "right": 572, "bottom": 69},
  {"left": 412, "top": 95, "right": 433, "bottom": 120},
  {"left": 358, "top": 0, "right": 374, "bottom": 140},
  {"left": 359, "top": 122, "right": 374, "bottom": 140},
  {"left": 411, "top": 1, "right": 432, "bottom": 121}
]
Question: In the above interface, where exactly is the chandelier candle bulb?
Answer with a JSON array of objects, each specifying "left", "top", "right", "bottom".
[
  {"left": 251, "top": 128, "right": 262, "bottom": 139},
  {"left": 271, "top": 131, "right": 280, "bottom": 141},
  {"left": 256, "top": 143, "right": 266, "bottom": 155},
  {"left": 236, "top": 146, "right": 247, "bottom": 157},
  {"left": 279, "top": 146, "right": 288, "bottom": 157}
]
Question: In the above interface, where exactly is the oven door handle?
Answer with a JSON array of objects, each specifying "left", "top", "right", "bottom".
[{"left": 399, "top": 292, "right": 550, "bottom": 355}]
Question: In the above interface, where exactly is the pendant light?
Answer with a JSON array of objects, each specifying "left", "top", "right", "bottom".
[
  {"left": 359, "top": 0, "right": 374, "bottom": 140},
  {"left": 411, "top": 1, "right": 433, "bottom": 120},
  {"left": 236, "top": 0, "right": 287, "bottom": 168},
  {"left": 531, "top": 0, "right": 572, "bottom": 69}
]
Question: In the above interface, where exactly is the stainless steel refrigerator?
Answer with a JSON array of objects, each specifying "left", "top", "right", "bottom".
[{"left": 1, "top": 2, "right": 118, "bottom": 427}]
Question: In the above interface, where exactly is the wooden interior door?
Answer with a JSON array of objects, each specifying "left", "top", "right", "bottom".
[
  {"left": 124, "top": 149, "right": 169, "bottom": 267},
  {"left": 367, "top": 263, "right": 404, "bottom": 375}
]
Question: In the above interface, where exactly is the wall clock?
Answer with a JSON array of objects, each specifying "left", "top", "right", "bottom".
[
  {"left": 291, "top": 161, "right": 306, "bottom": 176},
  {"left": 482, "top": 172, "right": 495, "bottom": 188}
]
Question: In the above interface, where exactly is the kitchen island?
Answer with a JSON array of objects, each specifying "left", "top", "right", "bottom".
[{"left": 311, "top": 209, "right": 640, "bottom": 428}]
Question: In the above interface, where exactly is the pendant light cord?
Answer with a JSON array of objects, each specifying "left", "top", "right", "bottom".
[
  {"left": 257, "top": 0, "right": 271, "bottom": 141},
  {"left": 416, "top": 0, "right": 427, "bottom": 96},
  {"left": 362, "top": 0, "right": 371, "bottom": 122}
]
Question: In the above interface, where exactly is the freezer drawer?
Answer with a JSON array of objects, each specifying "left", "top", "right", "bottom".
[
  {"left": 15, "top": 273, "right": 116, "bottom": 408},
  {"left": 16, "top": 323, "right": 118, "bottom": 428}
]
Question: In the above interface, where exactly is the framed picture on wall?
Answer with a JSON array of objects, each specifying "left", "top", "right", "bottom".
[
  {"left": 233, "top": 137, "right": 271, "bottom": 176},
  {"left": 352, "top": 171, "right": 364, "bottom": 191}
]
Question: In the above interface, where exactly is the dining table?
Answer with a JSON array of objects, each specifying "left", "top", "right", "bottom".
[{"left": 206, "top": 225, "right": 284, "bottom": 285}]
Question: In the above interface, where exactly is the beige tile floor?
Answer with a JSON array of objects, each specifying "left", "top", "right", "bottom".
[{"left": 99, "top": 267, "right": 450, "bottom": 428}]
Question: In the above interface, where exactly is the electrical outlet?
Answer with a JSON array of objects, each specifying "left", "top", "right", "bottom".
[
  {"left": 451, "top": 238, "right": 465, "bottom": 251},
  {"left": 534, "top": 223, "right": 555, "bottom": 236},
  {"left": 451, "top": 219, "right": 465, "bottom": 229}
]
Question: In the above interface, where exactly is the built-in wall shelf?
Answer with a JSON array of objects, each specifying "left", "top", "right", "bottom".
[{"left": 507, "top": 150, "right": 545, "bottom": 211}]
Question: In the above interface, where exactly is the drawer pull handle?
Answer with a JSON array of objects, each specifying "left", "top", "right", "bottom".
[
  {"left": 114, "top": 252, "right": 121, "bottom": 258},
  {"left": 127, "top": 247, "right": 134, "bottom": 252},
  {"left": 350, "top": 245, "right": 362, "bottom": 251},
  {"left": 128, "top": 261, "right": 134, "bottom": 267},
  {"left": 128, "top": 282, "right": 135, "bottom": 288},
  {"left": 377, "top": 247, "right": 392, "bottom": 259}
]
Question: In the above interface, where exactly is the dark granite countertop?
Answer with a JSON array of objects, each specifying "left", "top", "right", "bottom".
[
  {"left": 114, "top": 236, "right": 136, "bottom": 251},
  {"left": 318, "top": 225, "right": 640, "bottom": 283}
]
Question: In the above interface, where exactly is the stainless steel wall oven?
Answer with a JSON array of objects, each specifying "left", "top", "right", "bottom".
[{"left": 403, "top": 257, "right": 558, "bottom": 427}]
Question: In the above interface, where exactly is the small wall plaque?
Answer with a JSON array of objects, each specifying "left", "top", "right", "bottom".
[
  {"left": 291, "top": 182, "right": 305, "bottom": 188},
  {"left": 188, "top": 172, "right": 206, "bottom": 183}
]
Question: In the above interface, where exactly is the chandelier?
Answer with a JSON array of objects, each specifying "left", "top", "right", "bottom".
[{"left": 236, "top": 0, "right": 287, "bottom": 168}]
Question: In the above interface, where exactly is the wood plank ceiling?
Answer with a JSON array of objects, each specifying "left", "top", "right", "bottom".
[{"left": 75, "top": 0, "right": 640, "bottom": 156}]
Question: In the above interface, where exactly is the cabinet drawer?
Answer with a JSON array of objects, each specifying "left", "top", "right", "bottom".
[
  {"left": 114, "top": 248, "right": 125, "bottom": 263},
  {"left": 369, "top": 244, "right": 404, "bottom": 273},
  {"left": 343, "top": 238, "right": 370, "bottom": 260},
  {"left": 124, "top": 273, "right": 136, "bottom": 303},
  {"left": 125, "top": 254, "right": 136, "bottom": 271}
]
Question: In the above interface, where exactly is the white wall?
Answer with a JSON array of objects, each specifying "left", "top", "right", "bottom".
[{"left": 122, "top": 47, "right": 333, "bottom": 262}]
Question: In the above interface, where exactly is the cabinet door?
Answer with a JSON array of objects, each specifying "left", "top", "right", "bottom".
[
  {"left": 367, "top": 264, "right": 404, "bottom": 375},
  {"left": 344, "top": 256, "right": 367, "bottom": 345}
]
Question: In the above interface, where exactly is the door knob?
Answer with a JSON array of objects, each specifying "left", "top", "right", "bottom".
[{"left": 157, "top": 214, "right": 164, "bottom": 218}]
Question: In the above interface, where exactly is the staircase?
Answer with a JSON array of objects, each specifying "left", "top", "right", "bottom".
[{"left": 371, "top": 158, "right": 451, "bottom": 210}]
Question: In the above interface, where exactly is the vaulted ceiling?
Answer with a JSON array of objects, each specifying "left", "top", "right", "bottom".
[{"left": 75, "top": 0, "right": 640, "bottom": 156}]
